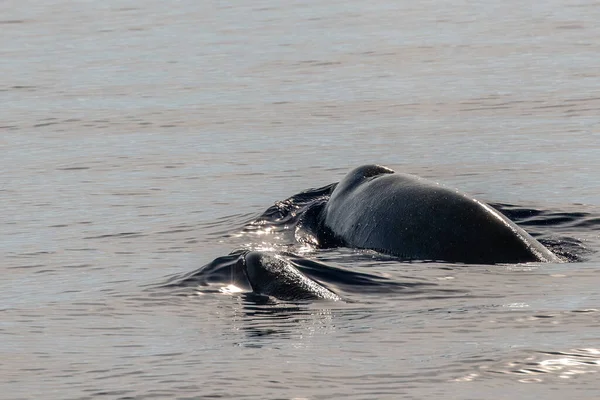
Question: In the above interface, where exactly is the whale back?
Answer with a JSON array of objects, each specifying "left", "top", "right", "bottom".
[
  {"left": 324, "top": 166, "right": 559, "bottom": 264},
  {"left": 329, "top": 165, "right": 394, "bottom": 205}
]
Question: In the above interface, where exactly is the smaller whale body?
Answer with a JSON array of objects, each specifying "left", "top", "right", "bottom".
[{"left": 239, "top": 251, "right": 341, "bottom": 301}]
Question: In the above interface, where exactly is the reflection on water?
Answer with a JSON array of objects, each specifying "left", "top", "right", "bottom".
[
  {"left": 232, "top": 300, "right": 337, "bottom": 346},
  {"left": 457, "top": 347, "right": 600, "bottom": 383}
]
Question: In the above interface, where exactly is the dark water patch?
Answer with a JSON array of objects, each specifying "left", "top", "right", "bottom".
[
  {"left": 8, "top": 264, "right": 45, "bottom": 270},
  {"left": 83, "top": 232, "right": 144, "bottom": 239},
  {"left": 533, "top": 103, "right": 572, "bottom": 110},
  {"left": 64, "top": 264, "right": 93, "bottom": 269},
  {"left": 571, "top": 309, "right": 599, "bottom": 313},
  {"left": 17, "top": 251, "right": 55, "bottom": 257},
  {"left": 57, "top": 166, "right": 90, "bottom": 171},
  {"left": 34, "top": 269, "right": 57, "bottom": 274},
  {"left": 460, "top": 106, "right": 512, "bottom": 111},
  {"left": 112, "top": 192, "right": 152, "bottom": 196},
  {"left": 156, "top": 227, "right": 194, "bottom": 235},
  {"left": 33, "top": 122, "right": 59, "bottom": 128},
  {"left": 90, "top": 390, "right": 134, "bottom": 397},
  {"left": 11, "top": 85, "right": 37, "bottom": 89}
]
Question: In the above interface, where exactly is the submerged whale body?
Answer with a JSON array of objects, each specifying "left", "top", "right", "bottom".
[
  {"left": 239, "top": 251, "right": 341, "bottom": 301},
  {"left": 302, "top": 165, "right": 559, "bottom": 264}
]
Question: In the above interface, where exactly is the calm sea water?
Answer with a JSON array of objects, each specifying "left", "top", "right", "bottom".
[{"left": 2, "top": 0, "right": 600, "bottom": 399}]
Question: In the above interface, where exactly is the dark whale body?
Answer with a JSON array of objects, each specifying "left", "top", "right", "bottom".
[
  {"left": 305, "top": 165, "right": 559, "bottom": 264},
  {"left": 205, "top": 165, "right": 562, "bottom": 301},
  {"left": 240, "top": 251, "right": 341, "bottom": 301}
]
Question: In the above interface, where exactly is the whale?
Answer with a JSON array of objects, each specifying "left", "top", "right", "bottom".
[
  {"left": 186, "top": 165, "right": 563, "bottom": 302},
  {"left": 299, "top": 165, "right": 560, "bottom": 264},
  {"left": 239, "top": 251, "right": 342, "bottom": 301}
]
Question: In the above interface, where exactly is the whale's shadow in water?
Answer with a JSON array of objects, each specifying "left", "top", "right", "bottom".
[{"left": 165, "top": 166, "right": 596, "bottom": 302}]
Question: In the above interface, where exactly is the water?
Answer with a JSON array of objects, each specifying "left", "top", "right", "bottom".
[{"left": 2, "top": 0, "right": 600, "bottom": 398}]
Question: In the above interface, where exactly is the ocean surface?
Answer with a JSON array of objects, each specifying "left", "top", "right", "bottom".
[{"left": 2, "top": 0, "right": 600, "bottom": 399}]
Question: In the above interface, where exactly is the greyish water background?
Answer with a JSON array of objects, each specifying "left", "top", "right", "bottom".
[{"left": 2, "top": 0, "right": 600, "bottom": 398}]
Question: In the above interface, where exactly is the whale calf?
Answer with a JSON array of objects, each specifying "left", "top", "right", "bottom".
[{"left": 239, "top": 251, "right": 341, "bottom": 301}]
